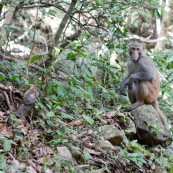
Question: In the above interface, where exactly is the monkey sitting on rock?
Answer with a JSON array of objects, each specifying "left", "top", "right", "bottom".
[{"left": 120, "top": 43, "right": 169, "bottom": 131}]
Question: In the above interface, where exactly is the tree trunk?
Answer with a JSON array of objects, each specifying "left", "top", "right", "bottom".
[
  {"left": 46, "top": 0, "right": 78, "bottom": 67},
  {"left": 156, "top": 0, "right": 172, "bottom": 50},
  {"left": 0, "top": 5, "right": 15, "bottom": 45}
]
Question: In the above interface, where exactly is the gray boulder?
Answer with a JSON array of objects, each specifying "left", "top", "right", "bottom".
[{"left": 131, "top": 105, "right": 170, "bottom": 146}]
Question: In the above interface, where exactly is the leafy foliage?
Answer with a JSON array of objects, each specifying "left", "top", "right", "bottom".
[{"left": 0, "top": 0, "right": 172, "bottom": 172}]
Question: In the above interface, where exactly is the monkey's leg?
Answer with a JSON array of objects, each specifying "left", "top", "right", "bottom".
[
  {"left": 126, "top": 81, "right": 148, "bottom": 112},
  {"left": 124, "top": 101, "right": 144, "bottom": 112},
  {"left": 152, "top": 100, "right": 169, "bottom": 131},
  {"left": 128, "top": 81, "right": 137, "bottom": 104}
]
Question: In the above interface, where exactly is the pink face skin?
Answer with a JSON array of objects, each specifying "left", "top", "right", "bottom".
[{"left": 130, "top": 47, "right": 141, "bottom": 61}]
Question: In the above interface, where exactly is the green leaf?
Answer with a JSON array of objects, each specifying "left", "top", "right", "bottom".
[
  {"left": 167, "top": 56, "right": 173, "bottom": 62},
  {"left": 77, "top": 86, "right": 91, "bottom": 98},
  {"left": 0, "top": 154, "right": 6, "bottom": 170},
  {"left": 0, "top": 134, "right": 5, "bottom": 140},
  {"left": 54, "top": 47, "right": 61, "bottom": 55},
  {"left": 0, "top": 72, "right": 5, "bottom": 80},
  {"left": 154, "top": 9, "right": 160, "bottom": 18},
  {"left": 61, "top": 112, "right": 74, "bottom": 119},
  {"left": 42, "top": 8, "right": 46, "bottom": 16},
  {"left": 0, "top": 3, "right": 3, "bottom": 10},
  {"left": 54, "top": 47, "right": 61, "bottom": 63},
  {"left": 4, "top": 140, "right": 11, "bottom": 151},
  {"left": 82, "top": 114, "right": 94, "bottom": 125},
  {"left": 46, "top": 111, "right": 55, "bottom": 118},
  {"left": 83, "top": 1, "right": 89, "bottom": 8},
  {"left": 54, "top": 117, "right": 65, "bottom": 125},
  {"left": 66, "top": 53, "right": 76, "bottom": 61},
  {"left": 83, "top": 149, "right": 92, "bottom": 161},
  {"left": 28, "top": 55, "right": 42, "bottom": 63},
  {"left": 77, "top": 51, "right": 87, "bottom": 57}
]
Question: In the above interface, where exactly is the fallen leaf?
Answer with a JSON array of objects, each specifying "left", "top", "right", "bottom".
[
  {"left": 105, "top": 111, "right": 117, "bottom": 118},
  {"left": 38, "top": 155, "right": 54, "bottom": 166},
  {"left": 28, "top": 166, "right": 37, "bottom": 173},
  {"left": 87, "top": 129, "right": 93, "bottom": 135},
  {"left": 0, "top": 122, "right": 6, "bottom": 132},
  {"left": 84, "top": 147, "right": 101, "bottom": 155},
  {"left": 0, "top": 123, "right": 11, "bottom": 137},
  {"left": 68, "top": 118, "right": 85, "bottom": 126},
  {"left": 92, "top": 157, "right": 109, "bottom": 165}
]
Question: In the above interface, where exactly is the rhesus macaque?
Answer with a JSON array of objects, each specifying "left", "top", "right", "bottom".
[{"left": 120, "top": 43, "right": 169, "bottom": 130}]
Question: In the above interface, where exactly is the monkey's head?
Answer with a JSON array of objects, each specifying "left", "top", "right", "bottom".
[{"left": 129, "top": 43, "right": 145, "bottom": 61}]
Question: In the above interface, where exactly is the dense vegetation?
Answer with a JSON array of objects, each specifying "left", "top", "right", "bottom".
[{"left": 0, "top": 0, "right": 172, "bottom": 172}]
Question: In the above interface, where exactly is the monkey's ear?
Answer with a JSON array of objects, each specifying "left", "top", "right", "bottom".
[{"left": 129, "top": 43, "right": 133, "bottom": 48}]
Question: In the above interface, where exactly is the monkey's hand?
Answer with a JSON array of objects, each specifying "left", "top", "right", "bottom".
[
  {"left": 120, "top": 85, "right": 127, "bottom": 96},
  {"left": 128, "top": 74, "right": 136, "bottom": 84},
  {"left": 120, "top": 106, "right": 130, "bottom": 112},
  {"left": 120, "top": 77, "right": 129, "bottom": 96},
  {"left": 120, "top": 91, "right": 127, "bottom": 96},
  {"left": 123, "top": 107, "right": 131, "bottom": 112}
]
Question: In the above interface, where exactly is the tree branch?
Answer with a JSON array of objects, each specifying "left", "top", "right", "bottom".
[
  {"left": 54, "top": 0, "right": 78, "bottom": 46},
  {"left": 45, "top": 0, "right": 78, "bottom": 67}
]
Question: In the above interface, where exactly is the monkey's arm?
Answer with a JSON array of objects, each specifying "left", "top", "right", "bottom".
[
  {"left": 128, "top": 62, "right": 154, "bottom": 83},
  {"left": 129, "top": 72, "right": 153, "bottom": 83},
  {"left": 120, "top": 76, "right": 130, "bottom": 95}
]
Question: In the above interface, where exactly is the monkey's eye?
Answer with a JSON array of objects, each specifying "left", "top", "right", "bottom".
[
  {"left": 132, "top": 47, "right": 135, "bottom": 50},
  {"left": 137, "top": 48, "right": 140, "bottom": 51}
]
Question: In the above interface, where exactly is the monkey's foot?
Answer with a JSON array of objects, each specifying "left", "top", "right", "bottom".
[{"left": 120, "top": 107, "right": 131, "bottom": 112}]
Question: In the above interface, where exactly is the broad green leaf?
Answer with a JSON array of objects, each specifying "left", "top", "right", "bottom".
[
  {"left": 78, "top": 86, "right": 91, "bottom": 98},
  {"left": 54, "top": 117, "right": 65, "bottom": 125},
  {"left": 28, "top": 55, "right": 42, "bottom": 63},
  {"left": 46, "top": 111, "right": 55, "bottom": 118},
  {"left": 167, "top": 56, "right": 173, "bottom": 62},
  {"left": 61, "top": 112, "right": 74, "bottom": 119},
  {"left": 0, "top": 75, "right": 5, "bottom": 80},
  {"left": 54, "top": 47, "right": 60, "bottom": 54},
  {"left": 0, "top": 154, "right": 6, "bottom": 170},
  {"left": 0, "top": 3, "right": 3, "bottom": 10},
  {"left": 66, "top": 53, "right": 76, "bottom": 61},
  {"left": 54, "top": 47, "right": 61, "bottom": 63},
  {"left": 0, "top": 72, "right": 5, "bottom": 80},
  {"left": 0, "top": 134, "right": 5, "bottom": 140},
  {"left": 4, "top": 140, "right": 11, "bottom": 151},
  {"left": 77, "top": 51, "right": 87, "bottom": 57},
  {"left": 82, "top": 114, "right": 94, "bottom": 125},
  {"left": 83, "top": 1, "right": 89, "bottom": 8},
  {"left": 83, "top": 149, "right": 92, "bottom": 161},
  {"left": 154, "top": 9, "right": 160, "bottom": 18},
  {"left": 42, "top": 8, "right": 46, "bottom": 16}
]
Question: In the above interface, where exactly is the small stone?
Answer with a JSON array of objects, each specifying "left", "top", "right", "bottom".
[
  {"left": 101, "top": 125, "right": 127, "bottom": 146},
  {"left": 96, "top": 140, "right": 114, "bottom": 149},
  {"left": 57, "top": 147, "right": 73, "bottom": 162}
]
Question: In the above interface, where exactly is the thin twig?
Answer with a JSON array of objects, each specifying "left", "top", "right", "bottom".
[{"left": 26, "top": 2, "right": 39, "bottom": 78}]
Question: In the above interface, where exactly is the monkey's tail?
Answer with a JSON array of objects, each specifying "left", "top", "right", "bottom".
[{"left": 152, "top": 100, "right": 169, "bottom": 131}]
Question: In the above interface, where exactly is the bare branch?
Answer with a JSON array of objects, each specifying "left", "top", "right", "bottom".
[{"left": 54, "top": 0, "right": 78, "bottom": 46}]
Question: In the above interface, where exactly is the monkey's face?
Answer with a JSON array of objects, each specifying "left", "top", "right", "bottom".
[
  {"left": 129, "top": 46, "right": 142, "bottom": 61},
  {"left": 129, "top": 43, "right": 144, "bottom": 61}
]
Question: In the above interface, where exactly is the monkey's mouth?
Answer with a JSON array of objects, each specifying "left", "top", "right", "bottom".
[{"left": 132, "top": 57, "right": 138, "bottom": 61}]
